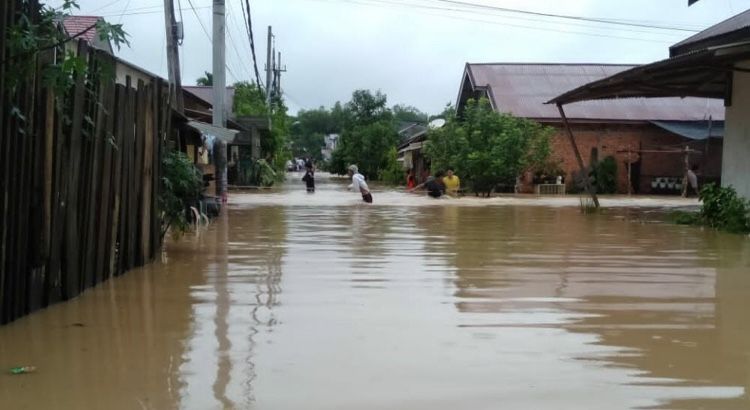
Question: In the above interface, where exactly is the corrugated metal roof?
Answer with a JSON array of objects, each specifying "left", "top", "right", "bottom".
[
  {"left": 186, "top": 121, "right": 240, "bottom": 144},
  {"left": 650, "top": 120, "right": 724, "bottom": 140},
  {"left": 670, "top": 9, "right": 750, "bottom": 55},
  {"left": 183, "top": 86, "right": 236, "bottom": 113},
  {"left": 466, "top": 63, "right": 724, "bottom": 122},
  {"left": 62, "top": 16, "right": 100, "bottom": 43}
]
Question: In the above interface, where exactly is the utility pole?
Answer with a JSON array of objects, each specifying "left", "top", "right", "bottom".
[
  {"left": 163, "top": 0, "right": 184, "bottom": 113},
  {"left": 274, "top": 51, "right": 287, "bottom": 98},
  {"left": 266, "top": 26, "right": 273, "bottom": 105},
  {"left": 212, "top": 0, "right": 227, "bottom": 202},
  {"left": 212, "top": 0, "right": 226, "bottom": 127}
]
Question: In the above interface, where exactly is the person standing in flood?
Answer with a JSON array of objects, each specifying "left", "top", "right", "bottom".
[
  {"left": 686, "top": 164, "right": 700, "bottom": 197},
  {"left": 302, "top": 163, "right": 315, "bottom": 193},
  {"left": 443, "top": 168, "right": 461, "bottom": 197},
  {"left": 347, "top": 164, "right": 372, "bottom": 203}
]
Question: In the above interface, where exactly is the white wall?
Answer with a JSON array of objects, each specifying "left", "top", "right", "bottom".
[{"left": 723, "top": 63, "right": 750, "bottom": 200}]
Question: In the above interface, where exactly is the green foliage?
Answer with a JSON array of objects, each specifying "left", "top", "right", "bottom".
[
  {"left": 425, "top": 98, "right": 553, "bottom": 196},
  {"left": 328, "top": 90, "right": 399, "bottom": 180},
  {"left": 392, "top": 104, "right": 429, "bottom": 124},
  {"left": 196, "top": 71, "right": 213, "bottom": 86},
  {"left": 247, "top": 159, "right": 277, "bottom": 187},
  {"left": 698, "top": 183, "right": 750, "bottom": 234},
  {"left": 670, "top": 210, "right": 701, "bottom": 225},
  {"left": 232, "top": 82, "right": 290, "bottom": 182},
  {"left": 289, "top": 106, "right": 345, "bottom": 160},
  {"left": 592, "top": 156, "right": 618, "bottom": 194},
  {"left": 159, "top": 150, "right": 203, "bottom": 237},
  {"left": 4, "top": 1, "right": 127, "bottom": 148},
  {"left": 378, "top": 147, "right": 405, "bottom": 186},
  {"left": 233, "top": 81, "right": 267, "bottom": 116}
]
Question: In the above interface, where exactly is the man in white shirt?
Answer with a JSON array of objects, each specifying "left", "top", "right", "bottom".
[{"left": 347, "top": 164, "right": 372, "bottom": 203}]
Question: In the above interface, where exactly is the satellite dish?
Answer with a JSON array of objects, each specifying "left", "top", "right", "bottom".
[{"left": 428, "top": 118, "right": 446, "bottom": 129}]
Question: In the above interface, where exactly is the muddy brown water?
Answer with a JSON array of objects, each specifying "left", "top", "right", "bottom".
[{"left": 1, "top": 174, "right": 749, "bottom": 409}]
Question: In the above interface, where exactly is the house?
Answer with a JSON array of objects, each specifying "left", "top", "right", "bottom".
[
  {"left": 61, "top": 15, "right": 113, "bottom": 54},
  {"left": 549, "top": 8, "right": 750, "bottom": 199},
  {"left": 397, "top": 124, "right": 430, "bottom": 183},
  {"left": 457, "top": 63, "right": 725, "bottom": 194},
  {"left": 183, "top": 85, "right": 271, "bottom": 187},
  {"left": 321, "top": 134, "right": 339, "bottom": 161}
]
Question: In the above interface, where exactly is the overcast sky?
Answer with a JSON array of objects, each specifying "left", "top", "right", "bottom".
[{"left": 54, "top": 0, "right": 750, "bottom": 114}]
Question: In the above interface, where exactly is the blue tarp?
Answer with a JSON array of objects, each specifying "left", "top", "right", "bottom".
[{"left": 650, "top": 120, "right": 724, "bottom": 140}]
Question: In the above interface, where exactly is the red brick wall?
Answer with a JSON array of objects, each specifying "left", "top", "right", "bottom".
[{"left": 538, "top": 123, "right": 722, "bottom": 194}]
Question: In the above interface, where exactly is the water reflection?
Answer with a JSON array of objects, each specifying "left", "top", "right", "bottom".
[
  {"left": 0, "top": 178, "right": 748, "bottom": 409},
  {"left": 178, "top": 206, "right": 286, "bottom": 409}
]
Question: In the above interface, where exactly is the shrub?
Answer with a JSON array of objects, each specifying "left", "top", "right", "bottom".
[
  {"left": 378, "top": 147, "right": 405, "bottom": 186},
  {"left": 592, "top": 156, "right": 618, "bottom": 194},
  {"left": 160, "top": 150, "right": 204, "bottom": 238},
  {"left": 699, "top": 183, "right": 750, "bottom": 234}
]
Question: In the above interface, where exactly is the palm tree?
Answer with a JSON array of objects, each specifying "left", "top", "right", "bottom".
[{"left": 196, "top": 71, "right": 213, "bottom": 86}]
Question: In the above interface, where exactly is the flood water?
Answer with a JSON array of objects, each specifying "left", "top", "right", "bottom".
[{"left": 1, "top": 174, "right": 749, "bottom": 409}]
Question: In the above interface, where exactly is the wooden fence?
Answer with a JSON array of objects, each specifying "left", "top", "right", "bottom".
[{"left": 1, "top": 3, "right": 171, "bottom": 324}]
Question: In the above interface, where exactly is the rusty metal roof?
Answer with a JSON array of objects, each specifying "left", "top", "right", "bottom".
[
  {"left": 670, "top": 9, "right": 750, "bottom": 56},
  {"left": 465, "top": 63, "right": 724, "bottom": 122}
]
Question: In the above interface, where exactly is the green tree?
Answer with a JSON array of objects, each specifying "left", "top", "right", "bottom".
[
  {"left": 289, "top": 106, "right": 341, "bottom": 160},
  {"left": 232, "top": 82, "right": 290, "bottom": 181},
  {"left": 196, "top": 71, "right": 213, "bottom": 86},
  {"left": 425, "top": 98, "right": 553, "bottom": 196},
  {"left": 392, "top": 104, "right": 429, "bottom": 124},
  {"left": 328, "top": 90, "right": 399, "bottom": 180}
]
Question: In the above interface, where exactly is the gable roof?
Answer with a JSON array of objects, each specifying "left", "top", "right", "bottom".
[
  {"left": 62, "top": 15, "right": 101, "bottom": 44},
  {"left": 670, "top": 9, "right": 750, "bottom": 56},
  {"left": 62, "top": 15, "right": 114, "bottom": 54},
  {"left": 461, "top": 63, "right": 724, "bottom": 122}
]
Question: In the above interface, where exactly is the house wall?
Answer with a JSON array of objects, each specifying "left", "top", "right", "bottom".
[
  {"left": 115, "top": 62, "right": 154, "bottom": 87},
  {"left": 542, "top": 123, "right": 722, "bottom": 194},
  {"left": 723, "top": 64, "right": 750, "bottom": 200}
]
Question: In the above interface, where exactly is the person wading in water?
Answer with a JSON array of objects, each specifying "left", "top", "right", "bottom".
[{"left": 347, "top": 164, "right": 372, "bottom": 203}]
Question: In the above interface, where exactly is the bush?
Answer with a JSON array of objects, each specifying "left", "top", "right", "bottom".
[
  {"left": 699, "top": 183, "right": 750, "bottom": 233},
  {"left": 592, "top": 156, "right": 617, "bottom": 194},
  {"left": 378, "top": 147, "right": 405, "bottom": 186},
  {"left": 160, "top": 150, "right": 204, "bottom": 238}
]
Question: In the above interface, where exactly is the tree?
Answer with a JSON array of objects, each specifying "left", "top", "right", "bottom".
[
  {"left": 196, "top": 71, "right": 213, "bottom": 86},
  {"left": 328, "top": 90, "right": 399, "bottom": 180},
  {"left": 289, "top": 106, "right": 340, "bottom": 161},
  {"left": 232, "top": 81, "right": 290, "bottom": 181},
  {"left": 393, "top": 104, "right": 429, "bottom": 124},
  {"left": 425, "top": 98, "right": 553, "bottom": 196}
]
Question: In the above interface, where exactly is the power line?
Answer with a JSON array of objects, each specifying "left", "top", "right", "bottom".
[
  {"left": 356, "top": 0, "right": 688, "bottom": 39},
  {"left": 116, "top": 0, "right": 133, "bottom": 23},
  {"left": 97, "top": 6, "right": 211, "bottom": 18},
  {"left": 225, "top": 13, "right": 254, "bottom": 80},
  {"left": 429, "top": 0, "right": 699, "bottom": 32},
  {"left": 243, "top": 0, "right": 264, "bottom": 90},
  {"left": 184, "top": 0, "right": 240, "bottom": 83},
  {"left": 322, "top": 0, "right": 682, "bottom": 44}
]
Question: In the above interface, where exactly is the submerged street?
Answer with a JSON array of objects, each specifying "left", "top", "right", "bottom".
[{"left": 1, "top": 174, "right": 749, "bottom": 410}]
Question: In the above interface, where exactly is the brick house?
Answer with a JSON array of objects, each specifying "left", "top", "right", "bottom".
[{"left": 456, "top": 63, "right": 725, "bottom": 194}]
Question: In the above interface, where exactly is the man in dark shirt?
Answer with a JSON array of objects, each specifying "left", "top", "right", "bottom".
[{"left": 424, "top": 176, "right": 444, "bottom": 198}]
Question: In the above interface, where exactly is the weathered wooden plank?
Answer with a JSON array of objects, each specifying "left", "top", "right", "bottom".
[
  {"left": 62, "top": 40, "right": 89, "bottom": 299},
  {"left": 46, "top": 99, "right": 66, "bottom": 306},
  {"left": 95, "top": 75, "right": 116, "bottom": 283},
  {"left": 82, "top": 54, "right": 106, "bottom": 289},
  {"left": 109, "top": 84, "right": 126, "bottom": 278},
  {"left": 141, "top": 83, "right": 154, "bottom": 261},
  {"left": 129, "top": 80, "right": 146, "bottom": 267}
]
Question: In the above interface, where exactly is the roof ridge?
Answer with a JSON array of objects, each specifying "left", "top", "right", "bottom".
[{"left": 467, "top": 62, "right": 639, "bottom": 67}]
